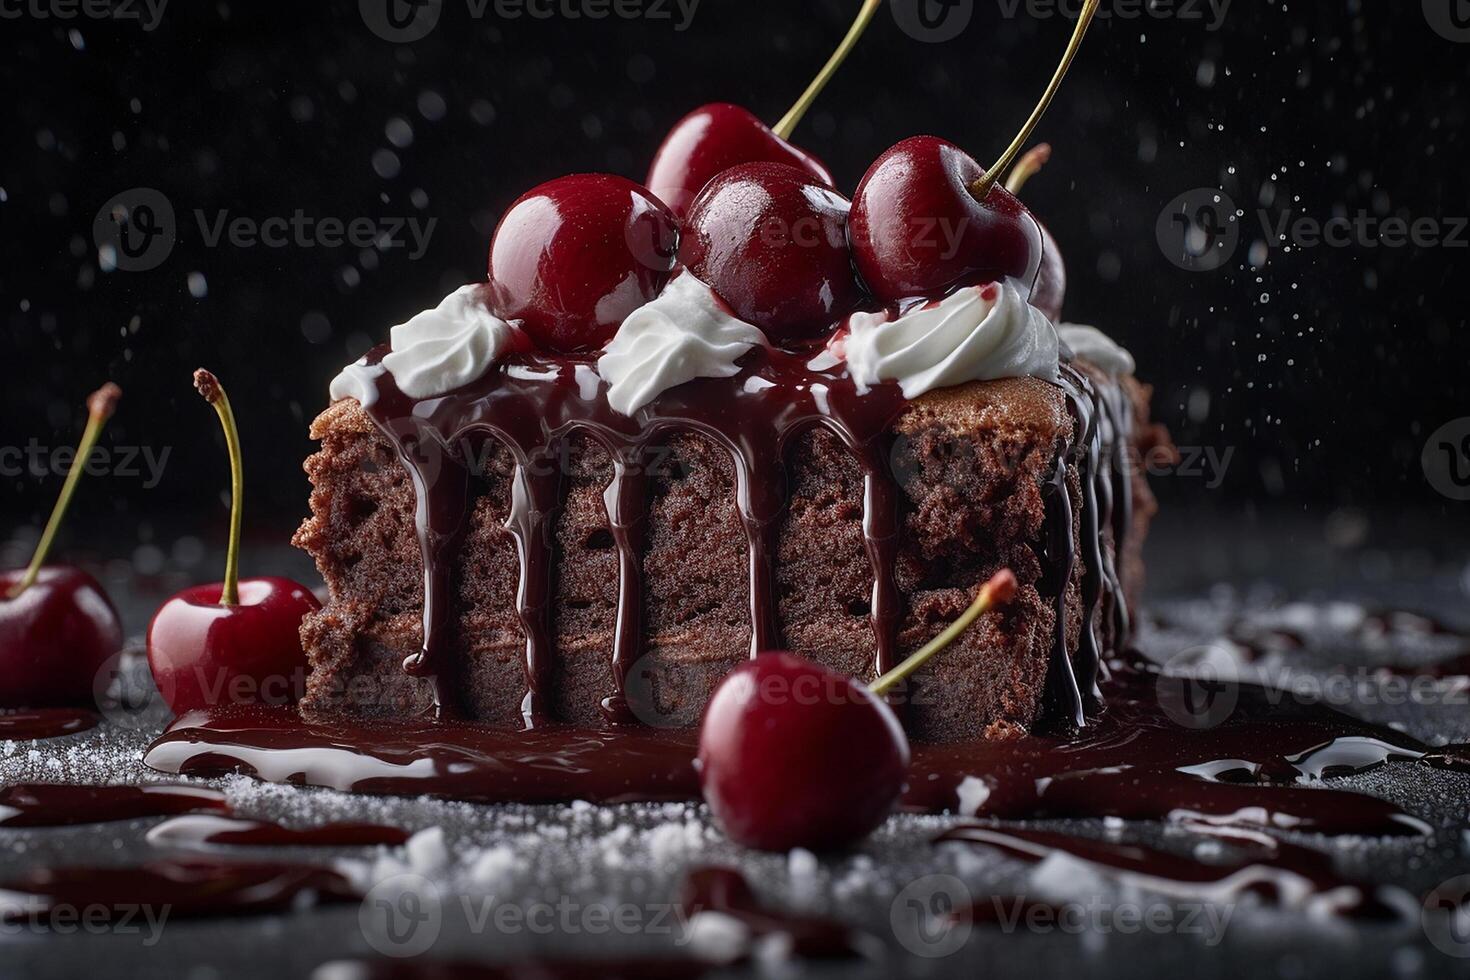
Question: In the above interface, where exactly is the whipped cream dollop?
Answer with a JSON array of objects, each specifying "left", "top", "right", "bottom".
[
  {"left": 1058, "top": 323, "right": 1136, "bottom": 377},
  {"left": 329, "top": 285, "right": 519, "bottom": 402},
  {"left": 598, "top": 271, "right": 767, "bottom": 416},
  {"left": 842, "top": 278, "right": 1060, "bottom": 399}
]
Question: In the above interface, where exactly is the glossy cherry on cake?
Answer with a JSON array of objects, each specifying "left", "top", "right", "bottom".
[
  {"left": 646, "top": 103, "right": 835, "bottom": 219},
  {"left": 697, "top": 569, "right": 1018, "bottom": 852},
  {"left": 849, "top": 0, "right": 1098, "bottom": 305},
  {"left": 146, "top": 371, "right": 320, "bottom": 716},
  {"left": 681, "top": 162, "right": 861, "bottom": 341},
  {"left": 486, "top": 174, "right": 679, "bottom": 353},
  {"left": 1005, "top": 143, "right": 1067, "bottom": 322},
  {"left": 0, "top": 385, "right": 124, "bottom": 708},
  {"left": 849, "top": 136, "right": 1044, "bottom": 303}
]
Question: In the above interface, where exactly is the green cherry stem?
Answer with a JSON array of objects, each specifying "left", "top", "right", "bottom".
[
  {"left": 869, "top": 569, "right": 1019, "bottom": 697},
  {"left": 772, "top": 0, "right": 883, "bottom": 141},
  {"left": 5, "top": 384, "right": 123, "bottom": 599},
  {"left": 193, "top": 369, "right": 243, "bottom": 607},
  {"left": 971, "top": 0, "right": 1100, "bottom": 200}
]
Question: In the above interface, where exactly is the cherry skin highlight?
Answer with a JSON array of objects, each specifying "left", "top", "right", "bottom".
[
  {"left": 681, "top": 162, "right": 861, "bottom": 342},
  {"left": 147, "top": 577, "right": 319, "bottom": 715},
  {"left": 486, "top": 173, "right": 679, "bottom": 353},
  {"left": 848, "top": 136, "right": 1043, "bottom": 304},
  {"left": 696, "top": 652, "right": 910, "bottom": 852},
  {"left": 646, "top": 103, "right": 834, "bottom": 220},
  {"left": 0, "top": 566, "right": 122, "bottom": 708}
]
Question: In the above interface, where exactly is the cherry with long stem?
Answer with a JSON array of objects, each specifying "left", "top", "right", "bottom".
[
  {"left": 6, "top": 384, "right": 121, "bottom": 599},
  {"left": 698, "top": 569, "right": 1019, "bottom": 851},
  {"left": 145, "top": 370, "right": 320, "bottom": 716},
  {"left": 0, "top": 385, "right": 125, "bottom": 708}
]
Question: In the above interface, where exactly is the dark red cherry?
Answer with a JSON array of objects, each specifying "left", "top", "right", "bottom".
[
  {"left": 646, "top": 103, "right": 834, "bottom": 219},
  {"left": 697, "top": 652, "right": 909, "bottom": 853},
  {"left": 696, "top": 570, "right": 1017, "bottom": 852},
  {"left": 848, "top": 136, "right": 1043, "bottom": 304},
  {"left": 146, "top": 371, "right": 321, "bottom": 716},
  {"left": 486, "top": 174, "right": 679, "bottom": 353},
  {"left": 147, "top": 577, "right": 320, "bottom": 715},
  {"left": 681, "top": 162, "right": 861, "bottom": 342},
  {"left": 0, "top": 566, "right": 123, "bottom": 708}
]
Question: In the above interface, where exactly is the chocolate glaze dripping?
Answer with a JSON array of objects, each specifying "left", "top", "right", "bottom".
[
  {"left": 352, "top": 342, "right": 1125, "bottom": 734},
  {"left": 353, "top": 345, "right": 1044, "bottom": 730}
]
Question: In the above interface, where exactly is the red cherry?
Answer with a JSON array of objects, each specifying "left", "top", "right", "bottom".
[
  {"left": 486, "top": 174, "right": 679, "bottom": 353},
  {"left": 697, "top": 570, "right": 1017, "bottom": 852},
  {"left": 146, "top": 371, "right": 320, "bottom": 716},
  {"left": 680, "top": 162, "right": 861, "bottom": 342},
  {"left": 697, "top": 652, "right": 910, "bottom": 853},
  {"left": 147, "top": 577, "right": 319, "bottom": 714},
  {"left": 646, "top": 104, "right": 834, "bottom": 219},
  {"left": 848, "top": 136, "right": 1043, "bottom": 304},
  {"left": 1, "top": 383, "right": 124, "bottom": 709},
  {"left": 0, "top": 566, "right": 122, "bottom": 708}
]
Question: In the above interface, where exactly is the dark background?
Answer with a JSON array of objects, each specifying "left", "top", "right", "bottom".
[{"left": 3, "top": 0, "right": 1468, "bottom": 566}]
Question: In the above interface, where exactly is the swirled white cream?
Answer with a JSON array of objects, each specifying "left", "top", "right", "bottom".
[
  {"left": 598, "top": 271, "right": 767, "bottom": 416},
  {"left": 842, "top": 279, "right": 1060, "bottom": 398},
  {"left": 1058, "top": 323, "right": 1136, "bottom": 377},
  {"left": 329, "top": 284, "right": 518, "bottom": 402}
]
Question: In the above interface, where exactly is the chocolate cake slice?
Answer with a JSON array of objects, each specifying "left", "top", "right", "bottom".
[{"left": 294, "top": 339, "right": 1165, "bottom": 743}]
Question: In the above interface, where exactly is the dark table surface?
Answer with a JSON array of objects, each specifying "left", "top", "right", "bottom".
[{"left": 2, "top": 510, "right": 1469, "bottom": 979}]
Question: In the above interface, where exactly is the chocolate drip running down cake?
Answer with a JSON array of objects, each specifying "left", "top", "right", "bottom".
[{"left": 295, "top": 299, "right": 1168, "bottom": 743}]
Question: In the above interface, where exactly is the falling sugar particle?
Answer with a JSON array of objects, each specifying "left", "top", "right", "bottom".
[
  {"left": 372, "top": 149, "right": 401, "bottom": 179},
  {"left": 68, "top": 30, "right": 84, "bottom": 50},
  {"left": 187, "top": 273, "right": 208, "bottom": 299}
]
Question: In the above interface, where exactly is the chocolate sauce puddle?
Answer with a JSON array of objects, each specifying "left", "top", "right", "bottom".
[
  {"left": 0, "top": 859, "right": 359, "bottom": 922},
  {"left": 147, "top": 813, "right": 410, "bottom": 848},
  {"left": 351, "top": 343, "right": 1124, "bottom": 732},
  {"left": 0, "top": 707, "right": 99, "bottom": 740},
  {"left": 147, "top": 660, "right": 1438, "bottom": 838},
  {"left": 0, "top": 782, "right": 228, "bottom": 827},
  {"left": 937, "top": 824, "right": 1410, "bottom": 920}
]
